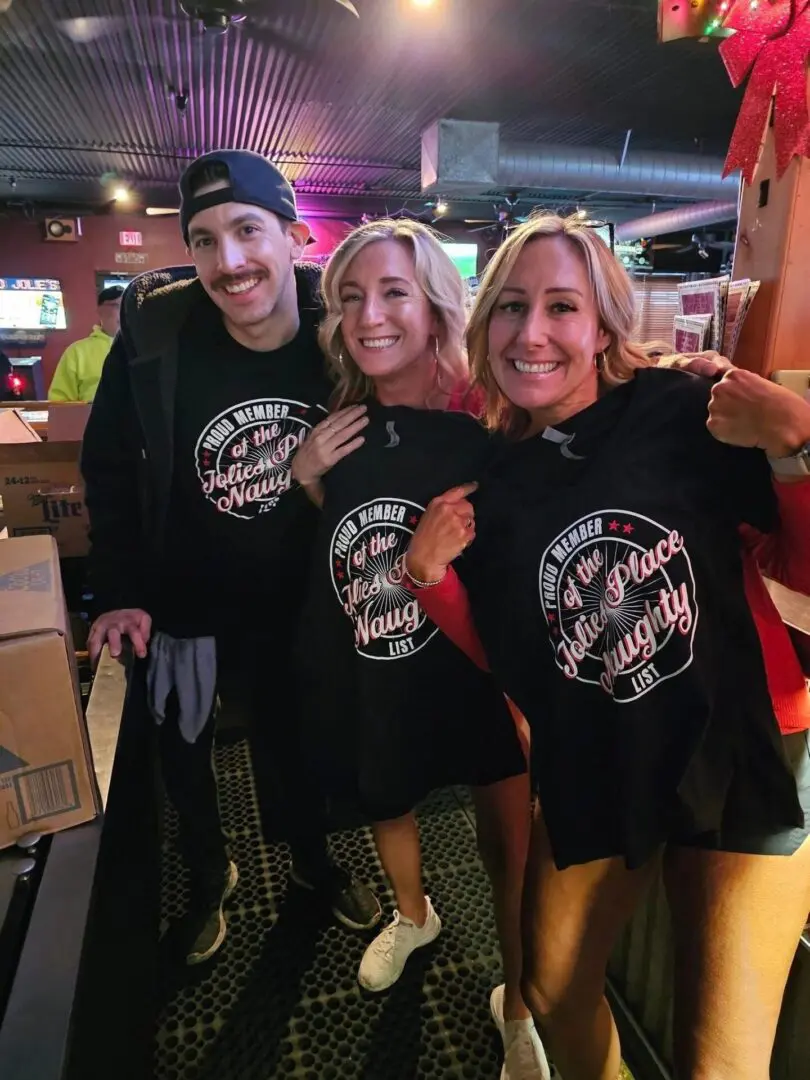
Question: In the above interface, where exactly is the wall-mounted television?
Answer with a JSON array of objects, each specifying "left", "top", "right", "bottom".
[
  {"left": 0, "top": 278, "right": 67, "bottom": 330},
  {"left": 96, "top": 271, "right": 136, "bottom": 293},
  {"left": 615, "top": 238, "right": 653, "bottom": 272},
  {"left": 441, "top": 242, "right": 479, "bottom": 280}
]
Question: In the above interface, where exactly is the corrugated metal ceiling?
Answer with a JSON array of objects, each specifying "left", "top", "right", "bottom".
[{"left": 0, "top": 0, "right": 741, "bottom": 211}]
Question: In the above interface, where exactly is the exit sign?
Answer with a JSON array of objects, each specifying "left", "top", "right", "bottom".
[{"left": 118, "top": 230, "right": 142, "bottom": 247}]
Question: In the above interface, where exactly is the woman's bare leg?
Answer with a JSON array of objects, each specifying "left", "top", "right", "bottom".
[
  {"left": 472, "top": 773, "right": 533, "bottom": 1020},
  {"left": 372, "top": 812, "right": 428, "bottom": 924},
  {"left": 521, "top": 804, "right": 658, "bottom": 1080},
  {"left": 664, "top": 835, "right": 810, "bottom": 1080}
]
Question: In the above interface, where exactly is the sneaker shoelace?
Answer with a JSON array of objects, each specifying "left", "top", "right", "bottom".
[{"left": 374, "top": 911, "right": 403, "bottom": 962}]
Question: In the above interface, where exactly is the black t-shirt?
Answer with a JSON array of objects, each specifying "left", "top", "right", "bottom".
[
  {"left": 297, "top": 401, "right": 526, "bottom": 819},
  {"left": 467, "top": 368, "right": 802, "bottom": 869},
  {"left": 157, "top": 298, "right": 332, "bottom": 637}
]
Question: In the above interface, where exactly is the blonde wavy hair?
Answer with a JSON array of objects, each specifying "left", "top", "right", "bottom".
[
  {"left": 319, "top": 218, "right": 469, "bottom": 408},
  {"left": 467, "top": 212, "right": 654, "bottom": 433},
  {"left": 638, "top": 339, "right": 674, "bottom": 360}
]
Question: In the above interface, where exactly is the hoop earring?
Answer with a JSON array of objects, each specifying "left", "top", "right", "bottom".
[
  {"left": 594, "top": 351, "right": 606, "bottom": 372},
  {"left": 433, "top": 337, "right": 453, "bottom": 395}
]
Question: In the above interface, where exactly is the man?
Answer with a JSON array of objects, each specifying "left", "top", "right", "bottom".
[
  {"left": 81, "top": 150, "right": 380, "bottom": 964},
  {"left": 49, "top": 285, "right": 123, "bottom": 402},
  {"left": 0, "top": 347, "right": 13, "bottom": 401}
]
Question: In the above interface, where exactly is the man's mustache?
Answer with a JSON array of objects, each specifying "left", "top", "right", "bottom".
[{"left": 213, "top": 270, "right": 268, "bottom": 290}]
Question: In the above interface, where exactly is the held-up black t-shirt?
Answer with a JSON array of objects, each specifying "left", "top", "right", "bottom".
[
  {"left": 157, "top": 299, "right": 332, "bottom": 637},
  {"left": 296, "top": 401, "right": 526, "bottom": 820},
  {"left": 466, "top": 368, "right": 803, "bottom": 869}
]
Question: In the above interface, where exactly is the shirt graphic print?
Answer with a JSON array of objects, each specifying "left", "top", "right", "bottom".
[
  {"left": 195, "top": 397, "right": 324, "bottom": 519},
  {"left": 538, "top": 509, "right": 699, "bottom": 702},
  {"left": 330, "top": 497, "right": 437, "bottom": 661}
]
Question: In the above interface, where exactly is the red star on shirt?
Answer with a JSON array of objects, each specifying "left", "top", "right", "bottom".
[
  {"left": 334, "top": 558, "right": 343, "bottom": 567},
  {"left": 547, "top": 612, "right": 556, "bottom": 623},
  {"left": 408, "top": 515, "right": 419, "bottom": 525},
  {"left": 336, "top": 571, "right": 345, "bottom": 580},
  {"left": 298, "top": 406, "right": 309, "bottom": 415},
  {"left": 623, "top": 523, "right": 635, "bottom": 535},
  {"left": 608, "top": 520, "right": 619, "bottom": 532}
]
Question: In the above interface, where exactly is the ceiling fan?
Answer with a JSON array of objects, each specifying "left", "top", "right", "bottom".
[
  {"left": 176, "top": 0, "right": 358, "bottom": 33},
  {"left": 50, "top": 0, "right": 358, "bottom": 54},
  {"left": 652, "top": 232, "right": 735, "bottom": 260},
  {"left": 360, "top": 201, "right": 448, "bottom": 227},
  {"left": 464, "top": 193, "right": 529, "bottom": 238}
]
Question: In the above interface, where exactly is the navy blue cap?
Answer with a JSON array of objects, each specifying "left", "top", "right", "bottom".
[
  {"left": 179, "top": 149, "right": 299, "bottom": 243},
  {"left": 97, "top": 285, "right": 125, "bottom": 305}
]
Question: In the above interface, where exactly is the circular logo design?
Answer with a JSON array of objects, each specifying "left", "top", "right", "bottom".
[
  {"left": 195, "top": 398, "right": 323, "bottom": 520},
  {"left": 330, "top": 498, "right": 437, "bottom": 661},
  {"left": 538, "top": 510, "right": 698, "bottom": 703}
]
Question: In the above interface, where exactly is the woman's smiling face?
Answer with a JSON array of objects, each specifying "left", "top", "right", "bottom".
[{"left": 487, "top": 234, "right": 611, "bottom": 426}]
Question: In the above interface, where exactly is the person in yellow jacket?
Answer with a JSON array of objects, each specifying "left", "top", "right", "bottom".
[{"left": 48, "top": 285, "right": 124, "bottom": 402}]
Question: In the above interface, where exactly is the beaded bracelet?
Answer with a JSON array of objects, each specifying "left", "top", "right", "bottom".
[{"left": 405, "top": 565, "right": 447, "bottom": 589}]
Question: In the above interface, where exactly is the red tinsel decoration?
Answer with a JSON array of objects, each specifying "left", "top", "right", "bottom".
[{"left": 720, "top": 0, "right": 810, "bottom": 183}]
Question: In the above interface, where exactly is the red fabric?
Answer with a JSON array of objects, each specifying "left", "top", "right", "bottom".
[
  {"left": 447, "top": 381, "right": 485, "bottom": 416},
  {"left": 408, "top": 569, "right": 490, "bottom": 670},
  {"left": 739, "top": 478, "right": 810, "bottom": 734},
  {"left": 410, "top": 479, "right": 810, "bottom": 735}
]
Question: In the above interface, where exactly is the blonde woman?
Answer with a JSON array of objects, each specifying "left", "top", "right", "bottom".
[
  {"left": 406, "top": 213, "right": 810, "bottom": 1080},
  {"left": 291, "top": 219, "right": 548, "bottom": 1080}
]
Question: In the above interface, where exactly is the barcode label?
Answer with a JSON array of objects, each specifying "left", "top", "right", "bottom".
[{"left": 13, "top": 760, "right": 80, "bottom": 823}]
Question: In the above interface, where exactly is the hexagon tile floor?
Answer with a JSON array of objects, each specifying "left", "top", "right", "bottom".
[{"left": 154, "top": 734, "right": 530, "bottom": 1080}]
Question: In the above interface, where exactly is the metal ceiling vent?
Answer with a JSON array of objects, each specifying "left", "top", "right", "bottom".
[{"left": 421, "top": 120, "right": 739, "bottom": 203}]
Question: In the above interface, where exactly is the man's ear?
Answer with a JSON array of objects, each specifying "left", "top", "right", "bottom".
[{"left": 288, "top": 221, "right": 311, "bottom": 259}]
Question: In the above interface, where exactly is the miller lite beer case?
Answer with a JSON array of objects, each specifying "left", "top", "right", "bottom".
[
  {"left": 0, "top": 535, "right": 99, "bottom": 849},
  {"left": 0, "top": 406, "right": 89, "bottom": 558}
]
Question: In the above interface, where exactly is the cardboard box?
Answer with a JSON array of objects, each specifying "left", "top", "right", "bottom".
[
  {"left": 0, "top": 400, "right": 48, "bottom": 437},
  {"left": 0, "top": 409, "right": 40, "bottom": 540},
  {"left": 0, "top": 407, "right": 89, "bottom": 558},
  {"left": 0, "top": 408, "right": 39, "bottom": 445},
  {"left": 0, "top": 536, "right": 99, "bottom": 848},
  {"left": 46, "top": 402, "right": 91, "bottom": 442}
]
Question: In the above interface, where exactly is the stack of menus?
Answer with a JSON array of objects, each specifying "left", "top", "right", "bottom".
[{"left": 674, "top": 276, "right": 760, "bottom": 358}]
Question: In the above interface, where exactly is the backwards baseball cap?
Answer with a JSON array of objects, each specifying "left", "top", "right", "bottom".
[
  {"left": 179, "top": 149, "right": 300, "bottom": 244},
  {"left": 97, "top": 285, "right": 125, "bottom": 305}
]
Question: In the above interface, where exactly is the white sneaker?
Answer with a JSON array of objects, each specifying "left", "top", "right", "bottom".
[
  {"left": 357, "top": 896, "right": 441, "bottom": 992},
  {"left": 490, "top": 984, "right": 553, "bottom": 1080}
]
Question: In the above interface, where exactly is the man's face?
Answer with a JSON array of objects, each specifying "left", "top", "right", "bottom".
[
  {"left": 186, "top": 183, "right": 309, "bottom": 331},
  {"left": 98, "top": 298, "right": 121, "bottom": 337}
]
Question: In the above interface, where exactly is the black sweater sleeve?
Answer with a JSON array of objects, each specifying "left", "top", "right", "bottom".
[{"left": 80, "top": 332, "right": 148, "bottom": 613}]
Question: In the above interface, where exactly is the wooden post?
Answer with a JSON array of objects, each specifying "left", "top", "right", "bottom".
[{"left": 733, "top": 104, "right": 810, "bottom": 376}]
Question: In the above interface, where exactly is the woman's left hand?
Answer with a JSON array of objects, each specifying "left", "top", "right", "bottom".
[{"left": 707, "top": 368, "right": 810, "bottom": 458}]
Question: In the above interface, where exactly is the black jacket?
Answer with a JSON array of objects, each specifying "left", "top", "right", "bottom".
[{"left": 80, "top": 262, "right": 324, "bottom": 615}]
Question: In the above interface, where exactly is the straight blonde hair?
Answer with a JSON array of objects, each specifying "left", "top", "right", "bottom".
[
  {"left": 319, "top": 218, "right": 469, "bottom": 408},
  {"left": 467, "top": 212, "right": 654, "bottom": 433}
]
